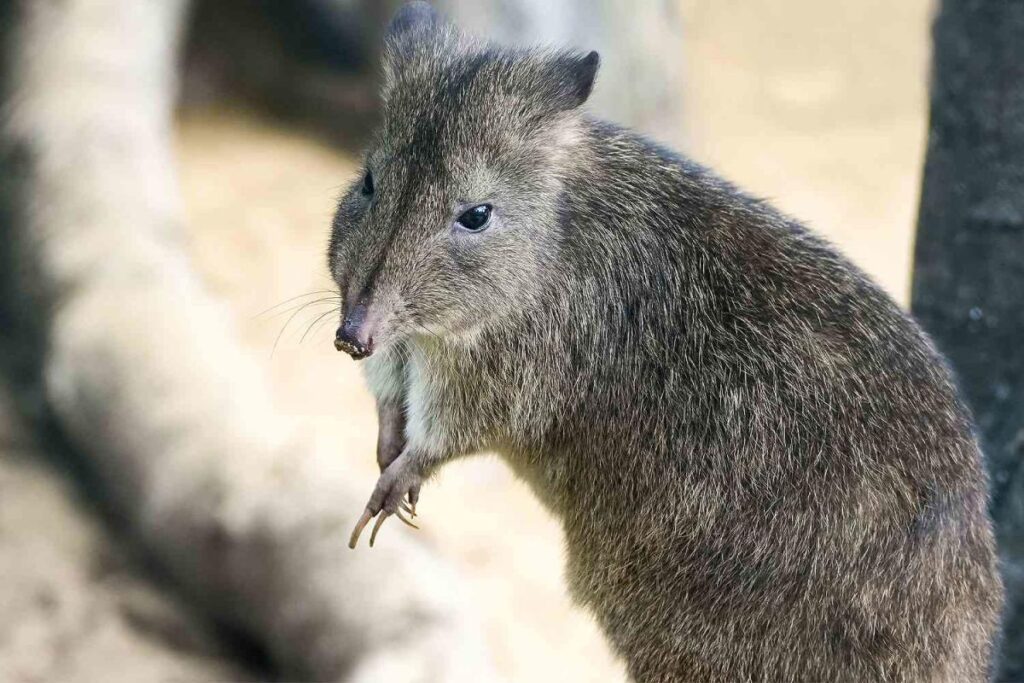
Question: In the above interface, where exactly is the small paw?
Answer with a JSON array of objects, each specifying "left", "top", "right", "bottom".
[{"left": 349, "top": 452, "right": 424, "bottom": 548}]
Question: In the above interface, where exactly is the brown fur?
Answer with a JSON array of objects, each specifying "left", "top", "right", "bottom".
[{"left": 328, "top": 4, "right": 1004, "bottom": 680}]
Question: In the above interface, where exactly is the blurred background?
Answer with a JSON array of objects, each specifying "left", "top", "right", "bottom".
[{"left": 8, "top": 0, "right": 1010, "bottom": 681}]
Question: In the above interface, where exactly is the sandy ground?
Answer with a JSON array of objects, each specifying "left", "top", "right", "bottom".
[{"left": 0, "top": 1, "right": 934, "bottom": 681}]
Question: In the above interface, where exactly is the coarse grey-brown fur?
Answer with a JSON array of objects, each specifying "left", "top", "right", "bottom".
[{"left": 328, "top": 3, "right": 1004, "bottom": 680}]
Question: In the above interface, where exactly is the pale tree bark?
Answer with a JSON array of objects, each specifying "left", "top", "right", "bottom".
[
  {"left": 0, "top": 379, "right": 252, "bottom": 683},
  {"left": 0, "top": 1, "right": 495, "bottom": 681},
  {"left": 435, "top": 0, "right": 687, "bottom": 145},
  {"left": 910, "top": 0, "right": 1024, "bottom": 679}
]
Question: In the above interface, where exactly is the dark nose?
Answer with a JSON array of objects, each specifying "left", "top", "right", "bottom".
[{"left": 334, "top": 303, "right": 374, "bottom": 359}]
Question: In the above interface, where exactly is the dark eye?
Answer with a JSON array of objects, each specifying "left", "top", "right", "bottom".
[
  {"left": 361, "top": 170, "right": 374, "bottom": 196},
  {"left": 456, "top": 204, "right": 492, "bottom": 232}
]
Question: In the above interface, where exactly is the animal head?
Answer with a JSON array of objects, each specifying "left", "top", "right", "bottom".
[{"left": 328, "top": 1, "right": 599, "bottom": 358}]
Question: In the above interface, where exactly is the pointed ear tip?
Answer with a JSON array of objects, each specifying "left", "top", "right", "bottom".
[
  {"left": 401, "top": 0, "right": 436, "bottom": 14},
  {"left": 579, "top": 50, "right": 600, "bottom": 96},
  {"left": 387, "top": 1, "right": 440, "bottom": 39},
  {"left": 579, "top": 50, "right": 601, "bottom": 83}
]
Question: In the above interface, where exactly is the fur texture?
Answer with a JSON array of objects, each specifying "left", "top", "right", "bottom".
[{"left": 328, "top": 4, "right": 1003, "bottom": 680}]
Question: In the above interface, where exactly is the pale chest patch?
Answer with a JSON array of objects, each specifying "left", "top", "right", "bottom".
[
  {"left": 361, "top": 345, "right": 406, "bottom": 404},
  {"left": 404, "top": 352, "right": 450, "bottom": 456}
]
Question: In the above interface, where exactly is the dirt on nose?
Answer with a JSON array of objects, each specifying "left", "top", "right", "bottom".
[{"left": 334, "top": 335, "right": 373, "bottom": 359}]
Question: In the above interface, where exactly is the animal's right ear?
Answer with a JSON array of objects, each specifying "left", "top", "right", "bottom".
[{"left": 546, "top": 50, "right": 601, "bottom": 112}]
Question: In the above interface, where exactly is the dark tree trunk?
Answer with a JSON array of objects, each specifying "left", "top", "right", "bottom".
[{"left": 911, "top": 1, "right": 1024, "bottom": 678}]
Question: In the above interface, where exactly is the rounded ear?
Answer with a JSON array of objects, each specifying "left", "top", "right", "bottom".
[
  {"left": 552, "top": 50, "right": 600, "bottom": 111},
  {"left": 386, "top": 1, "right": 442, "bottom": 45}
]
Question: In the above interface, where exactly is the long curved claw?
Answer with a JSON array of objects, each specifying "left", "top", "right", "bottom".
[
  {"left": 348, "top": 508, "right": 374, "bottom": 549},
  {"left": 399, "top": 500, "right": 416, "bottom": 517},
  {"left": 369, "top": 511, "right": 391, "bottom": 547},
  {"left": 409, "top": 487, "right": 420, "bottom": 516},
  {"left": 395, "top": 509, "right": 419, "bottom": 529}
]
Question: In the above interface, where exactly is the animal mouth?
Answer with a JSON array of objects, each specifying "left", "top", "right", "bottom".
[{"left": 334, "top": 336, "right": 373, "bottom": 360}]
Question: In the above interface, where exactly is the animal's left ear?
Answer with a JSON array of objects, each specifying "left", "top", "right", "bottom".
[
  {"left": 548, "top": 50, "right": 601, "bottom": 111},
  {"left": 381, "top": 2, "right": 445, "bottom": 90},
  {"left": 385, "top": 2, "right": 442, "bottom": 50}
]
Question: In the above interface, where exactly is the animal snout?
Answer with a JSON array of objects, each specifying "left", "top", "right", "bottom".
[{"left": 335, "top": 303, "right": 375, "bottom": 359}]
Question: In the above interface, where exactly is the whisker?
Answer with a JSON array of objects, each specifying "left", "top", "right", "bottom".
[
  {"left": 272, "top": 299, "right": 336, "bottom": 357},
  {"left": 305, "top": 314, "right": 341, "bottom": 345},
  {"left": 263, "top": 297, "right": 340, "bottom": 321},
  {"left": 301, "top": 308, "right": 341, "bottom": 344},
  {"left": 255, "top": 290, "right": 339, "bottom": 318}
]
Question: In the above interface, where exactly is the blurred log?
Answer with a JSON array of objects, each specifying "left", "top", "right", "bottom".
[
  {"left": 0, "top": 1, "right": 494, "bottom": 681},
  {"left": 0, "top": 381, "right": 250, "bottom": 682},
  {"left": 183, "top": 0, "right": 383, "bottom": 149},
  {"left": 910, "top": 0, "right": 1024, "bottom": 678}
]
